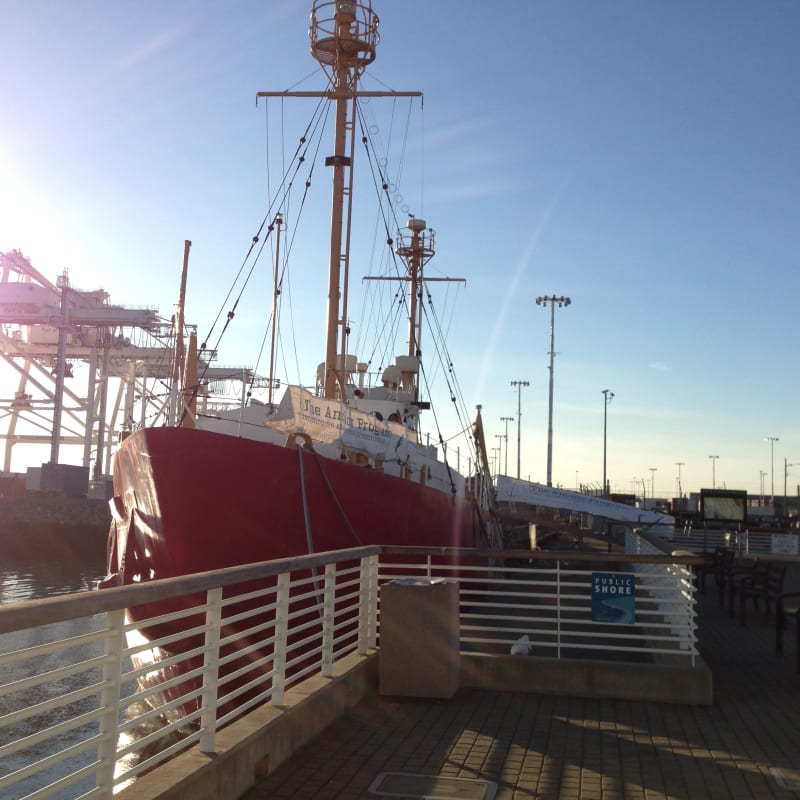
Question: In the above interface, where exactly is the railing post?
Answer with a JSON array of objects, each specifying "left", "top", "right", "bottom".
[
  {"left": 556, "top": 559, "right": 562, "bottom": 659},
  {"left": 322, "top": 563, "right": 336, "bottom": 677},
  {"left": 368, "top": 554, "right": 379, "bottom": 650},
  {"left": 199, "top": 587, "right": 223, "bottom": 753},
  {"left": 358, "top": 556, "right": 369, "bottom": 655},
  {"left": 679, "top": 565, "right": 697, "bottom": 665},
  {"left": 272, "top": 572, "right": 290, "bottom": 706},
  {"left": 96, "top": 608, "right": 126, "bottom": 799}
]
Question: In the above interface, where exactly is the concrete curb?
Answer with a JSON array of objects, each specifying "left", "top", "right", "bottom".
[{"left": 119, "top": 651, "right": 378, "bottom": 800}]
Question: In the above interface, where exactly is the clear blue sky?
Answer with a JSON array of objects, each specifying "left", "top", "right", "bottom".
[{"left": 2, "top": 1, "right": 798, "bottom": 499}]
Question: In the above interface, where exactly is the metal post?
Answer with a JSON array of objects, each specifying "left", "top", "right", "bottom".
[
  {"left": 535, "top": 295, "right": 571, "bottom": 486},
  {"left": 96, "top": 608, "right": 126, "bottom": 796},
  {"left": 510, "top": 380, "right": 529, "bottom": 479},
  {"left": 765, "top": 437, "right": 779, "bottom": 505},
  {"left": 50, "top": 273, "right": 69, "bottom": 464},
  {"left": 709, "top": 455, "right": 719, "bottom": 489},
  {"left": 602, "top": 389, "right": 614, "bottom": 496},
  {"left": 199, "top": 587, "right": 223, "bottom": 753},
  {"left": 322, "top": 563, "right": 336, "bottom": 677},
  {"left": 272, "top": 572, "right": 290, "bottom": 706},
  {"left": 500, "top": 416, "right": 514, "bottom": 476}
]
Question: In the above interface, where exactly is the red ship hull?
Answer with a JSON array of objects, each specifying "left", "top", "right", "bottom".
[
  {"left": 108, "top": 426, "right": 485, "bottom": 577},
  {"left": 102, "top": 426, "right": 489, "bottom": 717}
]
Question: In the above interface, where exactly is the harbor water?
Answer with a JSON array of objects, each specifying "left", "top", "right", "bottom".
[{"left": 0, "top": 524, "right": 109, "bottom": 800}]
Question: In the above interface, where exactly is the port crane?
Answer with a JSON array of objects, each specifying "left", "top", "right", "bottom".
[{"left": 0, "top": 250, "right": 259, "bottom": 481}]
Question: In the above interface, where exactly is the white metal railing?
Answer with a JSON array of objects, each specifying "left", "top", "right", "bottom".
[
  {"left": 670, "top": 524, "right": 799, "bottom": 555},
  {"left": 0, "top": 544, "right": 699, "bottom": 800},
  {"left": 381, "top": 547, "right": 698, "bottom": 666}
]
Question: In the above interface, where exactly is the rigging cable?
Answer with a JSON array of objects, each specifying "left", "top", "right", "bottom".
[
  {"left": 186, "top": 96, "right": 331, "bottom": 411},
  {"left": 356, "top": 102, "right": 479, "bottom": 475}
]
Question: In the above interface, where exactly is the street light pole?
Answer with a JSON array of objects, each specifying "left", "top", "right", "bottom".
[
  {"left": 495, "top": 434, "right": 504, "bottom": 477},
  {"left": 709, "top": 455, "right": 719, "bottom": 489},
  {"left": 765, "top": 436, "right": 779, "bottom": 504},
  {"left": 500, "top": 416, "right": 514, "bottom": 476},
  {"left": 602, "top": 389, "right": 614, "bottom": 497},
  {"left": 785, "top": 459, "right": 799, "bottom": 503},
  {"left": 510, "top": 380, "right": 529, "bottom": 479},
  {"left": 535, "top": 295, "right": 571, "bottom": 487}
]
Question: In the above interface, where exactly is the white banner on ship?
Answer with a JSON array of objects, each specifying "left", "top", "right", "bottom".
[{"left": 270, "top": 386, "right": 418, "bottom": 465}]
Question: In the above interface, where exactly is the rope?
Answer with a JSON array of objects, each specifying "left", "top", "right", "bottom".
[
  {"left": 312, "top": 451, "right": 363, "bottom": 546},
  {"left": 297, "top": 444, "right": 314, "bottom": 555}
]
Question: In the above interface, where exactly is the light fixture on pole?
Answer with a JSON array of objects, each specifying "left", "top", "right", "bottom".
[
  {"left": 510, "top": 380, "right": 529, "bottom": 479},
  {"left": 709, "top": 455, "right": 719, "bottom": 489},
  {"left": 500, "top": 416, "right": 514, "bottom": 476},
  {"left": 765, "top": 436, "right": 779, "bottom": 504},
  {"left": 675, "top": 462, "right": 684, "bottom": 498},
  {"left": 601, "top": 389, "right": 614, "bottom": 497},
  {"left": 535, "top": 295, "right": 571, "bottom": 487},
  {"left": 785, "top": 459, "right": 799, "bottom": 503}
]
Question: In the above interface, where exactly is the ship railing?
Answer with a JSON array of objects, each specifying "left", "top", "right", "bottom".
[{"left": 0, "top": 544, "right": 699, "bottom": 800}]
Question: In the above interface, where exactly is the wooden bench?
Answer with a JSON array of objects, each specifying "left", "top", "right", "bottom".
[
  {"left": 736, "top": 561, "right": 787, "bottom": 626},
  {"left": 776, "top": 591, "right": 800, "bottom": 673}
]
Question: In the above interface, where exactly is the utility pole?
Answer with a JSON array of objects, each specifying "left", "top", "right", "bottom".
[
  {"left": 535, "top": 295, "right": 571, "bottom": 486},
  {"left": 785, "top": 459, "right": 799, "bottom": 504},
  {"left": 709, "top": 455, "right": 719, "bottom": 489},
  {"left": 765, "top": 436, "right": 779, "bottom": 505},
  {"left": 602, "top": 389, "right": 614, "bottom": 497},
  {"left": 500, "top": 416, "right": 514, "bottom": 476},
  {"left": 510, "top": 380, "right": 529, "bottom": 479},
  {"left": 495, "top": 434, "right": 504, "bottom": 477}
]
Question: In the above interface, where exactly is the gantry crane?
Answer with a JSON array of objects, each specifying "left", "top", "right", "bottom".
[{"left": 0, "top": 250, "right": 260, "bottom": 480}]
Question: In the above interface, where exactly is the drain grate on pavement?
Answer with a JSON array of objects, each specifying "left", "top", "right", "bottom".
[
  {"left": 772, "top": 768, "right": 800, "bottom": 792},
  {"left": 368, "top": 772, "right": 497, "bottom": 799}
]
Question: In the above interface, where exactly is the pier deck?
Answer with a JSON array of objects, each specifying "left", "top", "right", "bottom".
[{"left": 240, "top": 586, "right": 800, "bottom": 800}]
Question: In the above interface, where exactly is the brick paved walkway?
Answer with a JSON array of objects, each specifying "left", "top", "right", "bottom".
[{"left": 242, "top": 581, "right": 800, "bottom": 800}]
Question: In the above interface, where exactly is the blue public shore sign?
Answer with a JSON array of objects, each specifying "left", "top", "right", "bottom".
[{"left": 591, "top": 572, "right": 636, "bottom": 624}]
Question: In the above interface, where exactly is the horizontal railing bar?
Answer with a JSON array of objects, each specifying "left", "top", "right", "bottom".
[
  {"left": 220, "top": 602, "right": 278, "bottom": 629},
  {"left": 19, "top": 757, "right": 101, "bottom": 800},
  {"left": 123, "top": 622, "right": 211, "bottom": 657},
  {"left": 1, "top": 653, "right": 109, "bottom": 696},
  {"left": 0, "top": 546, "right": 383, "bottom": 634},
  {"left": 0, "top": 680, "right": 107, "bottom": 732},
  {"left": 0, "top": 729, "right": 103, "bottom": 789},
  {"left": 0, "top": 706, "right": 101, "bottom": 759},
  {"left": 0, "top": 625, "right": 110, "bottom": 666},
  {"left": 121, "top": 645, "right": 207, "bottom": 685},
  {"left": 115, "top": 724, "right": 202, "bottom": 784},
  {"left": 116, "top": 707, "right": 202, "bottom": 762}
]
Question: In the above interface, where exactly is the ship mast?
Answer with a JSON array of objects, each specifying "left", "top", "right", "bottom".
[
  {"left": 394, "top": 218, "right": 436, "bottom": 360},
  {"left": 310, "top": 2, "right": 377, "bottom": 399},
  {"left": 258, "top": 2, "right": 419, "bottom": 400}
]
